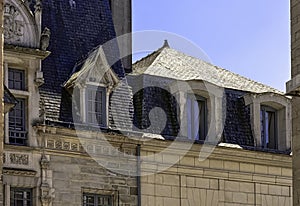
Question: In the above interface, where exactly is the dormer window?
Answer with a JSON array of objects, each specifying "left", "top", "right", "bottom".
[
  {"left": 260, "top": 105, "right": 277, "bottom": 149},
  {"left": 187, "top": 94, "right": 207, "bottom": 141},
  {"left": 86, "top": 86, "right": 107, "bottom": 126},
  {"left": 64, "top": 46, "right": 120, "bottom": 129},
  {"left": 244, "top": 93, "right": 292, "bottom": 151}
]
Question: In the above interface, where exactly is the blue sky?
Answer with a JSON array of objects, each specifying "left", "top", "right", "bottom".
[{"left": 132, "top": 0, "right": 290, "bottom": 91}]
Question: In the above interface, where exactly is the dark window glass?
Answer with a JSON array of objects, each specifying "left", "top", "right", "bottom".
[
  {"left": 83, "top": 194, "right": 112, "bottom": 206},
  {"left": 261, "top": 106, "right": 277, "bottom": 149},
  {"left": 8, "top": 68, "right": 25, "bottom": 90},
  {"left": 86, "top": 86, "right": 106, "bottom": 126},
  {"left": 9, "top": 98, "right": 27, "bottom": 145},
  {"left": 187, "top": 95, "right": 207, "bottom": 141},
  {"left": 10, "top": 188, "right": 32, "bottom": 206}
]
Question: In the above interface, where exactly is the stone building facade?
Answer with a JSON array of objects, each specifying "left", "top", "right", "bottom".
[
  {"left": 288, "top": 0, "right": 300, "bottom": 205},
  {"left": 1, "top": 0, "right": 293, "bottom": 206}
]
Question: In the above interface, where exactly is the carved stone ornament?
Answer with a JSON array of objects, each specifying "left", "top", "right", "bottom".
[
  {"left": 41, "top": 185, "right": 55, "bottom": 206},
  {"left": 9, "top": 153, "right": 29, "bottom": 165},
  {"left": 40, "top": 154, "right": 55, "bottom": 206},
  {"left": 4, "top": 3, "right": 25, "bottom": 43}
]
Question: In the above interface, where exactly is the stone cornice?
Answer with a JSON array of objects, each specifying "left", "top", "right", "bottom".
[{"left": 4, "top": 44, "right": 50, "bottom": 59}]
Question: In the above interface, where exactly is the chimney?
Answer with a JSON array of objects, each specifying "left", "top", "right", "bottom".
[{"left": 109, "top": 0, "right": 132, "bottom": 74}]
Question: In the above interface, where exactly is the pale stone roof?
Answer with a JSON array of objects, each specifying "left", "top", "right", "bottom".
[{"left": 133, "top": 46, "right": 282, "bottom": 94}]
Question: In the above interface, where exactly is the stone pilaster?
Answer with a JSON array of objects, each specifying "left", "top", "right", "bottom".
[
  {"left": 0, "top": 0, "right": 4, "bottom": 204},
  {"left": 289, "top": 0, "right": 300, "bottom": 205}
]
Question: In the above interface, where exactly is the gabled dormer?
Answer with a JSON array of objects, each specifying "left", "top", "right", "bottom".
[{"left": 64, "top": 46, "right": 120, "bottom": 128}]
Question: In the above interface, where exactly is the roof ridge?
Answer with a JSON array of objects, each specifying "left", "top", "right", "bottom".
[{"left": 133, "top": 47, "right": 166, "bottom": 67}]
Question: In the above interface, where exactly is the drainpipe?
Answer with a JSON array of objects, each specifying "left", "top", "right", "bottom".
[{"left": 136, "top": 144, "right": 141, "bottom": 206}]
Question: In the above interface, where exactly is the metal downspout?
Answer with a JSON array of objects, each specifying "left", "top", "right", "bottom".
[{"left": 136, "top": 144, "right": 141, "bottom": 206}]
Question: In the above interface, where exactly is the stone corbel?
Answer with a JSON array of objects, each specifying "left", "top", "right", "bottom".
[{"left": 35, "top": 71, "right": 45, "bottom": 87}]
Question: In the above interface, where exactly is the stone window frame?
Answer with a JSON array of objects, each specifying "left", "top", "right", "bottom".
[
  {"left": 82, "top": 188, "right": 117, "bottom": 206},
  {"left": 4, "top": 64, "right": 30, "bottom": 146},
  {"left": 171, "top": 80, "right": 225, "bottom": 143},
  {"left": 78, "top": 82, "right": 110, "bottom": 128},
  {"left": 4, "top": 184, "right": 38, "bottom": 206},
  {"left": 10, "top": 187, "right": 33, "bottom": 206},
  {"left": 244, "top": 92, "right": 292, "bottom": 151}
]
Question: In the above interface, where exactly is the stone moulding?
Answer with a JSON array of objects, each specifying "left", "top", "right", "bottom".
[{"left": 3, "top": 168, "right": 36, "bottom": 177}]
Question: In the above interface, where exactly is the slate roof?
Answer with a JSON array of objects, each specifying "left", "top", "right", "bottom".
[
  {"left": 40, "top": 0, "right": 133, "bottom": 130},
  {"left": 132, "top": 44, "right": 283, "bottom": 94},
  {"left": 3, "top": 85, "right": 17, "bottom": 105},
  {"left": 131, "top": 43, "right": 285, "bottom": 148}
]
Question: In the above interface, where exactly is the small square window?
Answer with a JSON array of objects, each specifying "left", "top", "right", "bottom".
[
  {"left": 187, "top": 94, "right": 207, "bottom": 141},
  {"left": 8, "top": 98, "right": 27, "bottom": 145},
  {"left": 10, "top": 188, "right": 32, "bottom": 206},
  {"left": 8, "top": 68, "right": 25, "bottom": 90},
  {"left": 261, "top": 106, "right": 277, "bottom": 149},
  {"left": 83, "top": 193, "right": 113, "bottom": 206}
]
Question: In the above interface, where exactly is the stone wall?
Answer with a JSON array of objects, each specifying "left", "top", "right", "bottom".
[
  {"left": 140, "top": 141, "right": 292, "bottom": 206},
  {"left": 40, "top": 127, "right": 138, "bottom": 206},
  {"left": 290, "top": 0, "right": 300, "bottom": 205}
]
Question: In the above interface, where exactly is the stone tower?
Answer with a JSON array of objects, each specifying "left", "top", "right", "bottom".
[
  {"left": 110, "top": 0, "right": 132, "bottom": 73},
  {"left": 287, "top": 0, "right": 300, "bottom": 205}
]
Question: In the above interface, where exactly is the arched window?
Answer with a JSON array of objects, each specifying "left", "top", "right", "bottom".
[{"left": 244, "top": 93, "right": 291, "bottom": 151}]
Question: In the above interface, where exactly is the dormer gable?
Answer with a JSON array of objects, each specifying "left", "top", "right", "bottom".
[
  {"left": 64, "top": 46, "right": 119, "bottom": 90},
  {"left": 64, "top": 46, "right": 120, "bottom": 128}
]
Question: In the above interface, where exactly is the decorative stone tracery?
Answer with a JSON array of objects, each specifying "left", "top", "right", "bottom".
[
  {"left": 3, "top": 0, "right": 40, "bottom": 48},
  {"left": 4, "top": 3, "right": 24, "bottom": 43}
]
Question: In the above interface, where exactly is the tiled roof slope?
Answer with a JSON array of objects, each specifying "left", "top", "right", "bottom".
[
  {"left": 223, "top": 89, "right": 254, "bottom": 146},
  {"left": 133, "top": 46, "right": 282, "bottom": 94},
  {"left": 40, "top": 0, "right": 132, "bottom": 129}
]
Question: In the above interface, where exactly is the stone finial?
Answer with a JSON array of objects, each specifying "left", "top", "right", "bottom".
[
  {"left": 34, "top": 0, "right": 42, "bottom": 13},
  {"left": 163, "top": 40, "right": 170, "bottom": 48},
  {"left": 40, "top": 27, "right": 50, "bottom": 51}
]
